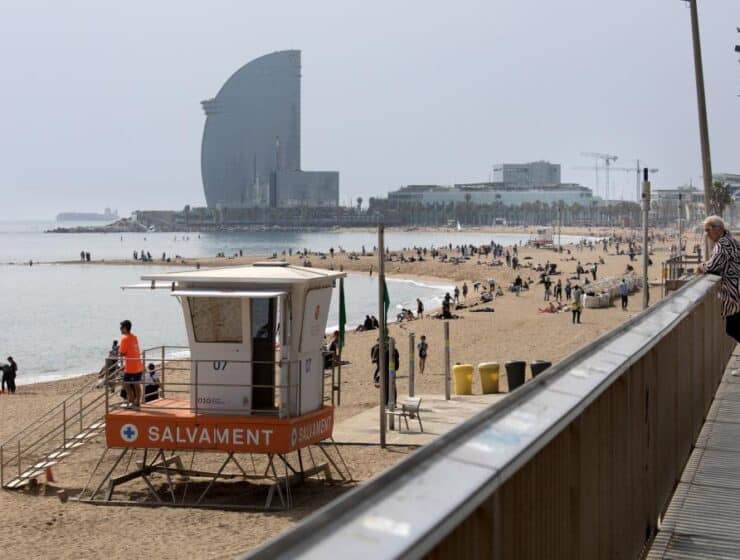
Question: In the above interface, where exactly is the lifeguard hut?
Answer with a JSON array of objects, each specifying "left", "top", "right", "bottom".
[{"left": 79, "top": 262, "right": 350, "bottom": 509}]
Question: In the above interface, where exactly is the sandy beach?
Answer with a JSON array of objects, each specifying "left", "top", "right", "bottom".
[{"left": 0, "top": 228, "right": 694, "bottom": 559}]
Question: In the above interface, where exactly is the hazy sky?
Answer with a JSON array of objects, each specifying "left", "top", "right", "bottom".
[{"left": 1, "top": 0, "right": 738, "bottom": 219}]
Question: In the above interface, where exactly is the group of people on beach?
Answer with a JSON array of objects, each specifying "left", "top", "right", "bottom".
[
  {"left": 368, "top": 334, "right": 430, "bottom": 406},
  {"left": 1, "top": 357, "right": 18, "bottom": 394}
]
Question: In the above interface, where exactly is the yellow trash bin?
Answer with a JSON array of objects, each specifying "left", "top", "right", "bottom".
[
  {"left": 478, "top": 362, "right": 500, "bottom": 394},
  {"left": 453, "top": 364, "right": 474, "bottom": 395}
]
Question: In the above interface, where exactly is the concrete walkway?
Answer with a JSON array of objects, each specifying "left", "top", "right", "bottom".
[
  {"left": 648, "top": 347, "right": 740, "bottom": 559},
  {"left": 333, "top": 393, "right": 506, "bottom": 446}
]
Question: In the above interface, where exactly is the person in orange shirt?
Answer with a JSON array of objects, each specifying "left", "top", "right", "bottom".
[{"left": 119, "top": 320, "right": 144, "bottom": 408}]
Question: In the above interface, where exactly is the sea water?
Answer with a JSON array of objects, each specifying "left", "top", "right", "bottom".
[{"left": 1, "top": 220, "right": 594, "bottom": 264}]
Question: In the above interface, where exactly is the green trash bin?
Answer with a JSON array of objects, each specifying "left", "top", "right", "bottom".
[
  {"left": 478, "top": 362, "right": 500, "bottom": 394},
  {"left": 530, "top": 360, "right": 552, "bottom": 378},
  {"left": 453, "top": 364, "right": 474, "bottom": 395},
  {"left": 505, "top": 361, "right": 526, "bottom": 392}
]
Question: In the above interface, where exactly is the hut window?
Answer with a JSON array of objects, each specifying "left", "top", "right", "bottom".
[{"left": 189, "top": 297, "right": 243, "bottom": 343}]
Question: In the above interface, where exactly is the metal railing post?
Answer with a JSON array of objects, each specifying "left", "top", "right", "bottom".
[
  {"left": 409, "top": 332, "right": 415, "bottom": 398},
  {"left": 62, "top": 401, "right": 67, "bottom": 444},
  {"left": 79, "top": 396, "right": 83, "bottom": 432},
  {"left": 378, "top": 224, "right": 387, "bottom": 447},
  {"left": 161, "top": 346, "right": 166, "bottom": 398},
  {"left": 17, "top": 441, "right": 21, "bottom": 478},
  {"left": 444, "top": 321, "right": 451, "bottom": 401},
  {"left": 105, "top": 371, "right": 109, "bottom": 414},
  {"left": 194, "top": 361, "right": 199, "bottom": 415}
]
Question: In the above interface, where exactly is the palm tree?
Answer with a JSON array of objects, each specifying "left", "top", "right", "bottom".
[
  {"left": 357, "top": 197, "right": 363, "bottom": 211},
  {"left": 710, "top": 180, "right": 733, "bottom": 218}
]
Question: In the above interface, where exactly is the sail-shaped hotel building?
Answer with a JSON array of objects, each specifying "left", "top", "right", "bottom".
[{"left": 200, "top": 50, "right": 338, "bottom": 208}]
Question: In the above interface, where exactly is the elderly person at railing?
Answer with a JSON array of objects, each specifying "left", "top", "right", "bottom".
[{"left": 699, "top": 215, "right": 740, "bottom": 342}]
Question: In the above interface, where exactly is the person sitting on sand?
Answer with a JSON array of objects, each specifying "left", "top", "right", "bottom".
[{"left": 356, "top": 315, "right": 372, "bottom": 331}]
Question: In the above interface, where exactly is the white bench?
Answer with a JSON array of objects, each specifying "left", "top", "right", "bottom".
[{"left": 387, "top": 397, "right": 424, "bottom": 432}]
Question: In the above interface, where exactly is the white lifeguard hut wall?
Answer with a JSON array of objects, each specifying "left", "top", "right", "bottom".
[{"left": 141, "top": 264, "right": 345, "bottom": 417}]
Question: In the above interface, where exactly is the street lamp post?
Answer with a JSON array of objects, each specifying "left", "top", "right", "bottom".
[
  {"left": 642, "top": 168, "right": 651, "bottom": 310},
  {"left": 684, "top": 0, "right": 714, "bottom": 214}
]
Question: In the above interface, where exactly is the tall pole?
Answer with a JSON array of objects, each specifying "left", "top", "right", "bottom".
[
  {"left": 642, "top": 168, "right": 651, "bottom": 310},
  {"left": 678, "top": 193, "right": 683, "bottom": 260},
  {"left": 377, "top": 225, "right": 387, "bottom": 447},
  {"left": 408, "top": 332, "right": 415, "bottom": 398},
  {"left": 687, "top": 0, "right": 714, "bottom": 214},
  {"left": 444, "top": 321, "right": 451, "bottom": 400}
]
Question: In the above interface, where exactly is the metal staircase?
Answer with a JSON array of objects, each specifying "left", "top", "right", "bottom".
[{"left": 0, "top": 375, "right": 111, "bottom": 489}]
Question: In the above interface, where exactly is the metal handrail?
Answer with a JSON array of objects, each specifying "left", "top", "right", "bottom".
[
  {"left": 0, "top": 376, "right": 102, "bottom": 447},
  {"left": 104, "top": 355, "right": 305, "bottom": 418},
  {"left": 0, "top": 381, "right": 109, "bottom": 486},
  {"left": 242, "top": 275, "right": 725, "bottom": 559},
  {"left": 3, "top": 393, "right": 107, "bottom": 471}
]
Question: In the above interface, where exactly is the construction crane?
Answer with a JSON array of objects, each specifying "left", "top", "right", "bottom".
[
  {"left": 580, "top": 152, "right": 618, "bottom": 200},
  {"left": 610, "top": 160, "right": 659, "bottom": 201}
]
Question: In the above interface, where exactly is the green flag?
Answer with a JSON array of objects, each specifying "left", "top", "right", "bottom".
[
  {"left": 339, "top": 278, "right": 346, "bottom": 349},
  {"left": 383, "top": 277, "right": 390, "bottom": 330}
]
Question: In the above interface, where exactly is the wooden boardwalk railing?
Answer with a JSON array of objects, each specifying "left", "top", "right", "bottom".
[{"left": 242, "top": 275, "right": 734, "bottom": 560}]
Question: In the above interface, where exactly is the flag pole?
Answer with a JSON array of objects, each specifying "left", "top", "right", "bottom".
[
  {"left": 337, "top": 276, "right": 346, "bottom": 406},
  {"left": 378, "top": 224, "right": 387, "bottom": 448}
]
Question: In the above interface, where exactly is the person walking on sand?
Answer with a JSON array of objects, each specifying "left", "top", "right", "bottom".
[
  {"left": 462, "top": 282, "right": 468, "bottom": 300},
  {"left": 371, "top": 338, "right": 400, "bottom": 406},
  {"left": 119, "top": 320, "right": 144, "bottom": 408},
  {"left": 417, "top": 335, "right": 428, "bottom": 374},
  {"left": 514, "top": 274, "right": 523, "bottom": 296},
  {"left": 417, "top": 298, "right": 424, "bottom": 319},
  {"left": 565, "top": 280, "right": 572, "bottom": 301},
  {"left": 454, "top": 286, "right": 460, "bottom": 304},
  {"left": 572, "top": 285, "right": 583, "bottom": 324},
  {"left": 620, "top": 279, "right": 629, "bottom": 310}
]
